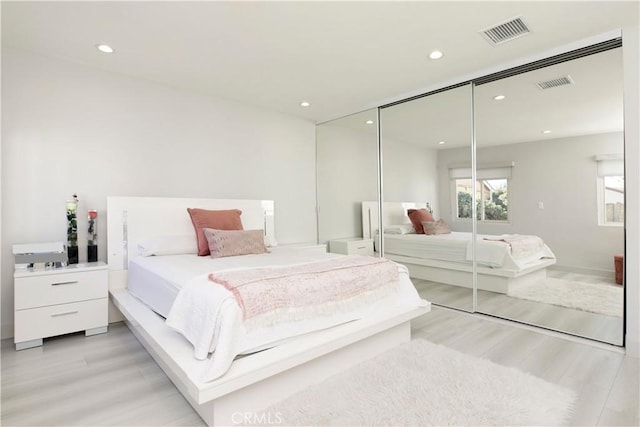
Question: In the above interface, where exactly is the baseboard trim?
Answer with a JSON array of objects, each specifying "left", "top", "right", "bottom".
[
  {"left": 549, "top": 264, "right": 614, "bottom": 279},
  {"left": 1, "top": 322, "right": 14, "bottom": 340}
]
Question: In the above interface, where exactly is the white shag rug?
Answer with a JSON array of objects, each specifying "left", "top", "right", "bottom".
[
  {"left": 508, "top": 277, "right": 623, "bottom": 317},
  {"left": 256, "top": 339, "right": 576, "bottom": 426}
]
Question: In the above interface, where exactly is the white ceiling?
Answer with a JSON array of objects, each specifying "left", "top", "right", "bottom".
[
  {"left": 2, "top": 1, "right": 638, "bottom": 125},
  {"left": 330, "top": 47, "right": 624, "bottom": 149}
]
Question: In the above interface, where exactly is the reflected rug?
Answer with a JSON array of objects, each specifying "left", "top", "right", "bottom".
[
  {"left": 256, "top": 339, "right": 576, "bottom": 426},
  {"left": 508, "top": 277, "right": 623, "bottom": 317}
]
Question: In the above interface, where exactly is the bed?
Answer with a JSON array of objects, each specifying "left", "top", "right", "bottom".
[
  {"left": 107, "top": 196, "right": 430, "bottom": 426},
  {"left": 362, "top": 201, "right": 556, "bottom": 294}
]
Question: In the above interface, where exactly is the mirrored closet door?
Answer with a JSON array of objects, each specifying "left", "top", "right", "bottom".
[
  {"left": 473, "top": 45, "right": 624, "bottom": 345},
  {"left": 316, "top": 109, "right": 380, "bottom": 255},
  {"left": 379, "top": 84, "right": 474, "bottom": 311}
]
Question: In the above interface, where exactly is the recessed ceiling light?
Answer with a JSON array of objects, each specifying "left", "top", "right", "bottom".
[
  {"left": 493, "top": 95, "right": 506, "bottom": 100},
  {"left": 365, "top": 120, "right": 374, "bottom": 125},
  {"left": 542, "top": 130, "right": 552, "bottom": 134},
  {"left": 96, "top": 44, "right": 114, "bottom": 54},
  {"left": 438, "top": 141, "right": 446, "bottom": 145},
  {"left": 300, "top": 101, "right": 310, "bottom": 107},
  {"left": 429, "top": 50, "right": 444, "bottom": 60}
]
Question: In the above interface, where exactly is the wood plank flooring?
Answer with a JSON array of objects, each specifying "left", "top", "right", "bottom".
[
  {"left": 412, "top": 307, "right": 638, "bottom": 427},
  {"left": 1, "top": 324, "right": 204, "bottom": 426},
  {"left": 412, "top": 268, "right": 624, "bottom": 345},
  {"left": 2, "top": 309, "right": 638, "bottom": 426}
]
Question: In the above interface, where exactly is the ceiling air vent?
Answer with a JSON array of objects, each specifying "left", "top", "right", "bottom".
[
  {"left": 536, "top": 75, "right": 574, "bottom": 90},
  {"left": 480, "top": 17, "right": 531, "bottom": 46}
]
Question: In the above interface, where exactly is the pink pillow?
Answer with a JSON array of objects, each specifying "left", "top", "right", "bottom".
[
  {"left": 407, "top": 209, "right": 435, "bottom": 234},
  {"left": 422, "top": 219, "right": 451, "bottom": 235},
  {"left": 187, "top": 208, "right": 244, "bottom": 256},
  {"left": 203, "top": 228, "right": 267, "bottom": 258}
]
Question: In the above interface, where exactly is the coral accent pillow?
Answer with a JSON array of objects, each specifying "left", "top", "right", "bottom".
[
  {"left": 407, "top": 209, "right": 435, "bottom": 234},
  {"left": 422, "top": 219, "right": 451, "bottom": 235},
  {"left": 203, "top": 228, "right": 267, "bottom": 258},
  {"left": 187, "top": 208, "right": 244, "bottom": 256}
]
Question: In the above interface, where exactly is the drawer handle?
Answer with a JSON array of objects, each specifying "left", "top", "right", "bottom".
[
  {"left": 51, "top": 310, "right": 79, "bottom": 317},
  {"left": 51, "top": 281, "right": 78, "bottom": 286},
  {"left": 356, "top": 246, "right": 366, "bottom": 249}
]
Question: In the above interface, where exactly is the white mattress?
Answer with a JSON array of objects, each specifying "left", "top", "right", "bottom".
[
  {"left": 127, "top": 248, "right": 429, "bottom": 381},
  {"left": 128, "top": 249, "right": 346, "bottom": 318},
  {"left": 383, "top": 232, "right": 555, "bottom": 270}
]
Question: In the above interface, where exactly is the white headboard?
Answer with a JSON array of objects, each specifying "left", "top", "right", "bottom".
[
  {"left": 361, "top": 201, "right": 428, "bottom": 239},
  {"left": 107, "top": 197, "right": 275, "bottom": 288}
]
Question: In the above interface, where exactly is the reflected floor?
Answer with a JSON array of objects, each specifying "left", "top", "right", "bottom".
[{"left": 412, "top": 269, "right": 623, "bottom": 345}]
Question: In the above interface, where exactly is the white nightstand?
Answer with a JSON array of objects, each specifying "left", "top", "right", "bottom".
[
  {"left": 328, "top": 238, "right": 375, "bottom": 256},
  {"left": 14, "top": 262, "right": 109, "bottom": 350}
]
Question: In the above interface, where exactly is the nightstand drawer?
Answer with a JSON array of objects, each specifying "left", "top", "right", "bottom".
[
  {"left": 14, "top": 298, "right": 108, "bottom": 342},
  {"left": 329, "top": 238, "right": 375, "bottom": 256},
  {"left": 15, "top": 270, "right": 108, "bottom": 310},
  {"left": 348, "top": 241, "right": 374, "bottom": 256}
]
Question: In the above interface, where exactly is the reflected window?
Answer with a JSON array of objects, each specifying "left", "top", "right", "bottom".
[
  {"left": 596, "top": 155, "right": 624, "bottom": 226},
  {"left": 602, "top": 175, "right": 624, "bottom": 225},
  {"left": 456, "top": 178, "right": 509, "bottom": 221}
]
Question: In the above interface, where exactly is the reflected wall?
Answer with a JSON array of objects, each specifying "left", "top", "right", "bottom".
[
  {"left": 316, "top": 109, "right": 378, "bottom": 245},
  {"left": 380, "top": 84, "right": 474, "bottom": 312}
]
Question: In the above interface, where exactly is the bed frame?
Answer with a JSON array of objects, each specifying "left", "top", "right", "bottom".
[
  {"left": 107, "top": 196, "right": 429, "bottom": 426},
  {"left": 362, "top": 201, "right": 555, "bottom": 294}
]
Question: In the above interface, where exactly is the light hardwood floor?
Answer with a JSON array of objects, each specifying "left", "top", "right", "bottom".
[
  {"left": 2, "top": 308, "right": 638, "bottom": 426},
  {"left": 412, "top": 268, "right": 624, "bottom": 345}
]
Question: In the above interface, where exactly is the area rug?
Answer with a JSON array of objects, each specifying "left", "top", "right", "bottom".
[
  {"left": 508, "top": 277, "right": 623, "bottom": 317},
  {"left": 256, "top": 339, "right": 576, "bottom": 426}
]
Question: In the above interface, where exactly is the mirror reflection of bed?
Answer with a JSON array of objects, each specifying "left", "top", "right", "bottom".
[
  {"left": 363, "top": 201, "right": 556, "bottom": 301},
  {"left": 363, "top": 199, "right": 623, "bottom": 344}
]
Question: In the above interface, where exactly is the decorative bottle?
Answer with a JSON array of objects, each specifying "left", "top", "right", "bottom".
[
  {"left": 66, "top": 194, "right": 79, "bottom": 264},
  {"left": 88, "top": 210, "right": 98, "bottom": 263}
]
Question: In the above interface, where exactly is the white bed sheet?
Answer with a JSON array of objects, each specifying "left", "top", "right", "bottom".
[
  {"left": 127, "top": 249, "right": 428, "bottom": 382},
  {"left": 128, "top": 249, "right": 341, "bottom": 318},
  {"left": 383, "top": 232, "right": 555, "bottom": 270}
]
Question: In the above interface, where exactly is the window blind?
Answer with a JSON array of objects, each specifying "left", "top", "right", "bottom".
[
  {"left": 595, "top": 154, "right": 623, "bottom": 177},
  {"left": 449, "top": 162, "right": 514, "bottom": 179}
]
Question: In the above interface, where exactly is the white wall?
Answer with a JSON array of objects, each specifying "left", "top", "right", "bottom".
[
  {"left": 316, "top": 122, "right": 378, "bottom": 243},
  {"left": 1, "top": 47, "right": 317, "bottom": 339},
  {"left": 316, "top": 121, "right": 439, "bottom": 243},
  {"left": 437, "top": 133, "right": 624, "bottom": 273},
  {"left": 382, "top": 139, "right": 439, "bottom": 215}
]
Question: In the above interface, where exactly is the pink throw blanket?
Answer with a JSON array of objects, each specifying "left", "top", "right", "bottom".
[
  {"left": 484, "top": 234, "right": 545, "bottom": 259},
  {"left": 208, "top": 256, "right": 399, "bottom": 328}
]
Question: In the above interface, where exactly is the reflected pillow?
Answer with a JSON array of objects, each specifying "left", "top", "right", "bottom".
[
  {"left": 384, "top": 224, "right": 416, "bottom": 235},
  {"left": 203, "top": 228, "right": 268, "bottom": 258},
  {"left": 422, "top": 219, "right": 451, "bottom": 235},
  {"left": 187, "top": 208, "right": 244, "bottom": 256},
  {"left": 138, "top": 235, "right": 198, "bottom": 256},
  {"left": 407, "top": 209, "right": 435, "bottom": 234}
]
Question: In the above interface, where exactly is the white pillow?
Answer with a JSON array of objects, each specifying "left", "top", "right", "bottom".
[
  {"left": 384, "top": 224, "right": 416, "bottom": 235},
  {"left": 137, "top": 235, "right": 198, "bottom": 257}
]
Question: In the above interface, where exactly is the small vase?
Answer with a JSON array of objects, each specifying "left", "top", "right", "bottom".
[
  {"left": 88, "top": 209, "right": 98, "bottom": 263},
  {"left": 67, "top": 245, "right": 79, "bottom": 265},
  {"left": 66, "top": 194, "right": 79, "bottom": 265}
]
